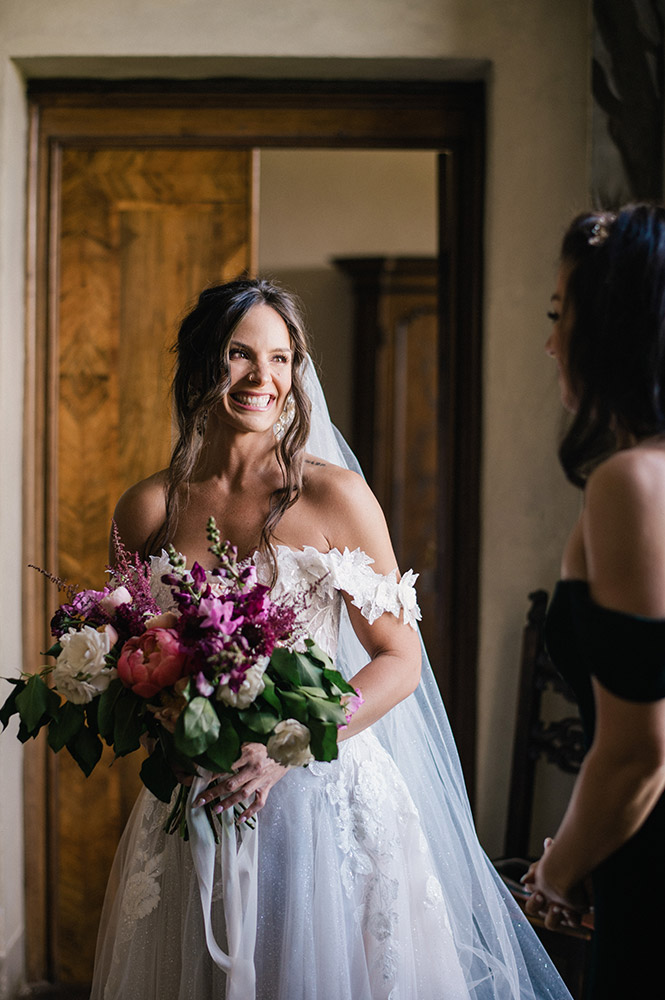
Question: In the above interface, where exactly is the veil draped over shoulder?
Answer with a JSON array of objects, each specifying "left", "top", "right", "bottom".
[{"left": 303, "top": 357, "right": 570, "bottom": 1000}]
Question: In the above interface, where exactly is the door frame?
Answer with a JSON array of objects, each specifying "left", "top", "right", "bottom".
[{"left": 23, "top": 77, "right": 485, "bottom": 982}]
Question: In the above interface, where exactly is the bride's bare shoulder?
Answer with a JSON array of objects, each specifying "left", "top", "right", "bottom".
[
  {"left": 301, "top": 453, "right": 391, "bottom": 555},
  {"left": 302, "top": 453, "right": 367, "bottom": 502},
  {"left": 112, "top": 469, "right": 169, "bottom": 556}
]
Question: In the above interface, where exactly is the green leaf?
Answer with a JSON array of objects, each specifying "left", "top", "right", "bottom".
[
  {"left": 323, "top": 666, "right": 355, "bottom": 695},
  {"left": 112, "top": 692, "right": 143, "bottom": 756},
  {"left": 0, "top": 679, "right": 24, "bottom": 730},
  {"left": 292, "top": 652, "right": 326, "bottom": 687},
  {"left": 15, "top": 674, "right": 59, "bottom": 734},
  {"left": 277, "top": 689, "right": 308, "bottom": 724},
  {"left": 237, "top": 707, "right": 279, "bottom": 735},
  {"left": 197, "top": 713, "right": 241, "bottom": 773},
  {"left": 48, "top": 701, "right": 85, "bottom": 753},
  {"left": 308, "top": 719, "right": 340, "bottom": 762},
  {"left": 269, "top": 647, "right": 300, "bottom": 685},
  {"left": 259, "top": 674, "right": 281, "bottom": 712},
  {"left": 302, "top": 696, "right": 347, "bottom": 725},
  {"left": 66, "top": 725, "right": 103, "bottom": 776},
  {"left": 97, "top": 678, "right": 125, "bottom": 742},
  {"left": 175, "top": 697, "right": 220, "bottom": 757},
  {"left": 304, "top": 640, "right": 334, "bottom": 667},
  {"left": 298, "top": 685, "right": 327, "bottom": 699},
  {"left": 140, "top": 744, "right": 177, "bottom": 803}
]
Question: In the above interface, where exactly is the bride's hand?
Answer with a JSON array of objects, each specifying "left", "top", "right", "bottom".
[{"left": 193, "top": 742, "right": 288, "bottom": 822}]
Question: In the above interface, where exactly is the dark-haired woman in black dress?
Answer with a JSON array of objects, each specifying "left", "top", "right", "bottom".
[{"left": 524, "top": 204, "right": 665, "bottom": 999}]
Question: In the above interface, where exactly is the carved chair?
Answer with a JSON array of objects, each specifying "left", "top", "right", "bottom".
[{"left": 493, "top": 590, "right": 593, "bottom": 999}]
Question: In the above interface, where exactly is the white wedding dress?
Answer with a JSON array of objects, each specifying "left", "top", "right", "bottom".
[
  {"left": 90, "top": 359, "right": 571, "bottom": 1000},
  {"left": 91, "top": 544, "right": 571, "bottom": 1000}
]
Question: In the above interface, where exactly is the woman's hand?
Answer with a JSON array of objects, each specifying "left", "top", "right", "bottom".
[
  {"left": 522, "top": 838, "right": 590, "bottom": 930},
  {"left": 193, "top": 742, "right": 288, "bottom": 823}
]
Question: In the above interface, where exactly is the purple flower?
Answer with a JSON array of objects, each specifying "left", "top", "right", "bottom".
[
  {"left": 198, "top": 596, "right": 243, "bottom": 634},
  {"left": 194, "top": 671, "right": 215, "bottom": 697}
]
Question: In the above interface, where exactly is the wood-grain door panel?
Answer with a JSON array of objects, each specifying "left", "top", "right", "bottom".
[{"left": 54, "top": 146, "right": 255, "bottom": 981}]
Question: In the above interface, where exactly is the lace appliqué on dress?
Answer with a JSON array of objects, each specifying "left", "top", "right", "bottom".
[{"left": 116, "top": 794, "right": 170, "bottom": 943}]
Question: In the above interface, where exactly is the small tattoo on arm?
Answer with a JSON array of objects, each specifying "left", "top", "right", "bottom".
[{"left": 305, "top": 458, "right": 326, "bottom": 467}]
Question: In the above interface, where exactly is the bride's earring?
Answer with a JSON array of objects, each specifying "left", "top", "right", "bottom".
[{"left": 274, "top": 393, "right": 295, "bottom": 440}]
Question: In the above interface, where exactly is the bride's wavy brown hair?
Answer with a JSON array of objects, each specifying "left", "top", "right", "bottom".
[{"left": 152, "top": 278, "right": 311, "bottom": 565}]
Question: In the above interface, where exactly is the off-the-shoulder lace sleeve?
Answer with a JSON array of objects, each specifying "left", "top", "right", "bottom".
[{"left": 299, "top": 546, "right": 422, "bottom": 629}]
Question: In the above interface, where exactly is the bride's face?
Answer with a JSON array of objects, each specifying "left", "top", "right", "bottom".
[{"left": 218, "top": 303, "right": 293, "bottom": 434}]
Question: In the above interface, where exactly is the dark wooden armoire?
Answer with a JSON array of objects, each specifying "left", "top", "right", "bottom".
[{"left": 333, "top": 256, "right": 442, "bottom": 685}]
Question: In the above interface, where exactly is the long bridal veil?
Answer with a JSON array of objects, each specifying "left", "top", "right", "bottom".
[{"left": 303, "top": 357, "right": 571, "bottom": 1000}]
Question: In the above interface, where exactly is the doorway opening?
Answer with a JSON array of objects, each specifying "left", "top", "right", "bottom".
[{"left": 23, "top": 77, "right": 485, "bottom": 986}]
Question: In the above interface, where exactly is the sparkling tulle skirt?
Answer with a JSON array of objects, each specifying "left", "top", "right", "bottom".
[{"left": 91, "top": 719, "right": 568, "bottom": 999}]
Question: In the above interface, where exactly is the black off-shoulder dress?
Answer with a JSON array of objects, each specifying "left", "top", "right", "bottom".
[{"left": 545, "top": 580, "right": 665, "bottom": 1000}]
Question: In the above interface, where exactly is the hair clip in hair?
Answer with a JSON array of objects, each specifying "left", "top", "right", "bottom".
[{"left": 588, "top": 218, "right": 611, "bottom": 247}]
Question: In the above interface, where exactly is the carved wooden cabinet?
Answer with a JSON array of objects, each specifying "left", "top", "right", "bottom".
[{"left": 333, "top": 257, "right": 441, "bottom": 674}]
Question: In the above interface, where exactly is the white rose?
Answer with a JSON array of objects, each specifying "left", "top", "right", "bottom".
[
  {"left": 266, "top": 719, "right": 314, "bottom": 768},
  {"left": 53, "top": 625, "right": 118, "bottom": 704},
  {"left": 98, "top": 585, "right": 132, "bottom": 613},
  {"left": 216, "top": 658, "right": 267, "bottom": 709}
]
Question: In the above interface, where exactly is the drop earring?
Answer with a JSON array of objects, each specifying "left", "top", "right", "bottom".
[{"left": 273, "top": 393, "right": 295, "bottom": 440}]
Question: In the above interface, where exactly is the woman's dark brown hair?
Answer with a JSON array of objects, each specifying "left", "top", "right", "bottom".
[
  {"left": 557, "top": 203, "right": 665, "bottom": 486},
  {"left": 152, "top": 278, "right": 311, "bottom": 563}
]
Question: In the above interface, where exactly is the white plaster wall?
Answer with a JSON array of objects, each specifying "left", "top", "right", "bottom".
[
  {"left": 259, "top": 148, "right": 438, "bottom": 434},
  {"left": 0, "top": 1, "right": 590, "bottom": 992},
  {"left": 0, "top": 58, "right": 28, "bottom": 1000}
]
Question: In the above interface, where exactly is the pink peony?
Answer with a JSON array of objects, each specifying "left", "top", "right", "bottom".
[{"left": 117, "top": 628, "right": 190, "bottom": 698}]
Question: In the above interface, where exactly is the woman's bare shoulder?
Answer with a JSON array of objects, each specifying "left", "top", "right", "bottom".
[
  {"left": 112, "top": 469, "right": 169, "bottom": 555},
  {"left": 302, "top": 453, "right": 376, "bottom": 510},
  {"left": 301, "top": 454, "right": 395, "bottom": 569},
  {"left": 584, "top": 445, "right": 665, "bottom": 614},
  {"left": 586, "top": 445, "right": 665, "bottom": 512}
]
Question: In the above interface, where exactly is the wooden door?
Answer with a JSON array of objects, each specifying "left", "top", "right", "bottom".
[
  {"left": 53, "top": 147, "right": 256, "bottom": 982},
  {"left": 24, "top": 82, "right": 485, "bottom": 988}
]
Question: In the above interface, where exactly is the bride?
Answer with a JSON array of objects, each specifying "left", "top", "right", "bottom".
[{"left": 90, "top": 278, "right": 571, "bottom": 999}]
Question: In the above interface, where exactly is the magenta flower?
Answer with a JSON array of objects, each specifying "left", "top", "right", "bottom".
[
  {"left": 117, "top": 628, "right": 190, "bottom": 698},
  {"left": 198, "top": 596, "right": 243, "bottom": 634}
]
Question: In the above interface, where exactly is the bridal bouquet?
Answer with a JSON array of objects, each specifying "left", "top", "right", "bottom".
[{"left": 0, "top": 518, "right": 361, "bottom": 837}]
